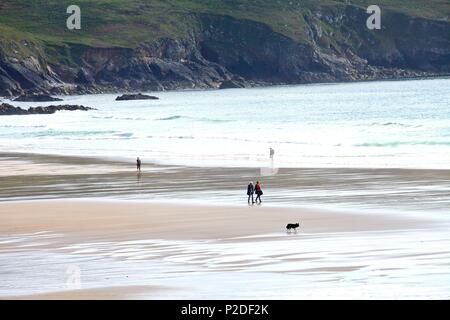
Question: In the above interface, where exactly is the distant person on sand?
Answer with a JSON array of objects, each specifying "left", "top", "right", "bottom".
[
  {"left": 255, "top": 181, "right": 263, "bottom": 204},
  {"left": 270, "top": 147, "right": 275, "bottom": 159},
  {"left": 136, "top": 157, "right": 141, "bottom": 172},
  {"left": 247, "top": 182, "right": 255, "bottom": 204}
]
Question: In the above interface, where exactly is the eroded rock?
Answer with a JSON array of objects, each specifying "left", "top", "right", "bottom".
[
  {"left": 116, "top": 93, "right": 159, "bottom": 101},
  {"left": 0, "top": 103, "right": 95, "bottom": 115}
]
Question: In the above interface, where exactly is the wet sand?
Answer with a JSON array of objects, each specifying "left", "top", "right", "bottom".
[
  {"left": 5, "top": 286, "right": 166, "bottom": 300},
  {"left": 0, "top": 200, "right": 425, "bottom": 241},
  {"left": 2, "top": 200, "right": 449, "bottom": 299},
  {"left": 1, "top": 152, "right": 450, "bottom": 299},
  {"left": 1, "top": 152, "right": 450, "bottom": 213}
]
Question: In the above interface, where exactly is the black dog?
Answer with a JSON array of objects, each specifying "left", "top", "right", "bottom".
[{"left": 286, "top": 223, "right": 300, "bottom": 232}]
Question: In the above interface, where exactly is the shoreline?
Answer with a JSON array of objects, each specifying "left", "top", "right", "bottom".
[
  {"left": 4, "top": 150, "right": 450, "bottom": 171},
  {"left": 1, "top": 75, "right": 449, "bottom": 99}
]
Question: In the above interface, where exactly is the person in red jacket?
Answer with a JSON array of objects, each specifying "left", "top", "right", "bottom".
[{"left": 255, "top": 181, "right": 263, "bottom": 204}]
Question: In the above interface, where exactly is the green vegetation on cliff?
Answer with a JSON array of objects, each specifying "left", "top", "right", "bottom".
[{"left": 1, "top": 0, "right": 449, "bottom": 48}]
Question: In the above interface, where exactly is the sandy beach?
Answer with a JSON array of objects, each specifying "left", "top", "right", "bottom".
[
  {"left": 2, "top": 152, "right": 450, "bottom": 214},
  {"left": 1, "top": 152, "right": 450, "bottom": 299},
  {"left": 1, "top": 198, "right": 449, "bottom": 299},
  {"left": 0, "top": 200, "right": 425, "bottom": 240}
]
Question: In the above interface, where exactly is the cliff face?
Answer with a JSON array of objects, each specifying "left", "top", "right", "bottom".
[
  {"left": 0, "top": 46, "right": 58, "bottom": 95},
  {"left": 0, "top": 4, "right": 449, "bottom": 96},
  {"left": 335, "top": 6, "right": 450, "bottom": 72}
]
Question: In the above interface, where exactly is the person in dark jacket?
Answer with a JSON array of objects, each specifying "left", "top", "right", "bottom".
[
  {"left": 136, "top": 157, "right": 141, "bottom": 172},
  {"left": 247, "top": 182, "right": 255, "bottom": 204},
  {"left": 255, "top": 181, "right": 263, "bottom": 204}
]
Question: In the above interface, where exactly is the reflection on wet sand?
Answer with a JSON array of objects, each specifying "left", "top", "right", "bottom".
[
  {"left": 0, "top": 201, "right": 449, "bottom": 299},
  {"left": 1, "top": 152, "right": 450, "bottom": 214}
]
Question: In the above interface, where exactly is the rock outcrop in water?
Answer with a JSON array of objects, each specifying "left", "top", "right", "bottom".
[
  {"left": 0, "top": 3, "right": 448, "bottom": 96},
  {"left": 13, "top": 94, "right": 63, "bottom": 102},
  {"left": 0, "top": 103, "right": 95, "bottom": 115},
  {"left": 0, "top": 103, "right": 27, "bottom": 115},
  {"left": 116, "top": 93, "right": 159, "bottom": 101}
]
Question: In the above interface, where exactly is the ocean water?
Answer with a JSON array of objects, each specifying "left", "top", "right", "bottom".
[{"left": 1, "top": 78, "right": 449, "bottom": 169}]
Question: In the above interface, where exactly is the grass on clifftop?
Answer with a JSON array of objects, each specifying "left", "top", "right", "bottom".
[{"left": 0, "top": 0, "right": 449, "bottom": 49}]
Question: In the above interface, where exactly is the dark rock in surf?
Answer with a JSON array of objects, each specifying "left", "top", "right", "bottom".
[
  {"left": 0, "top": 103, "right": 28, "bottom": 115},
  {"left": 0, "top": 103, "right": 95, "bottom": 115},
  {"left": 116, "top": 93, "right": 159, "bottom": 101},
  {"left": 28, "top": 104, "right": 95, "bottom": 114}
]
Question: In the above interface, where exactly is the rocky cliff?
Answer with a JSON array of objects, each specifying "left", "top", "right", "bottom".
[{"left": 0, "top": 2, "right": 449, "bottom": 96}]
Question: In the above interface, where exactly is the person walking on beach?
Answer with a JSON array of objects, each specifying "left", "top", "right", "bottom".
[
  {"left": 247, "top": 182, "right": 255, "bottom": 204},
  {"left": 136, "top": 157, "right": 141, "bottom": 172},
  {"left": 255, "top": 181, "right": 263, "bottom": 204}
]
